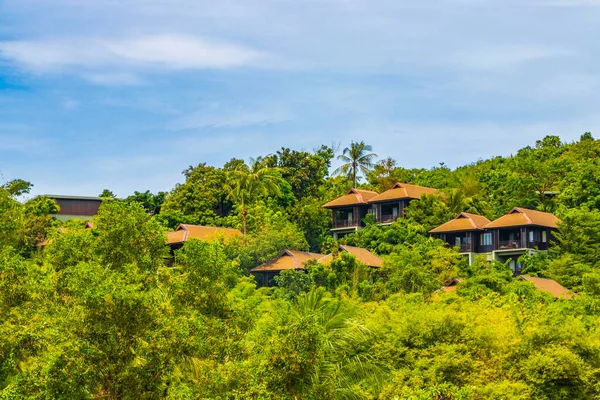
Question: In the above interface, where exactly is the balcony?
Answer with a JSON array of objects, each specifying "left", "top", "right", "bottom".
[
  {"left": 497, "top": 240, "right": 546, "bottom": 251},
  {"left": 498, "top": 240, "right": 521, "bottom": 250},
  {"left": 377, "top": 214, "right": 397, "bottom": 224},
  {"left": 332, "top": 218, "right": 359, "bottom": 229}
]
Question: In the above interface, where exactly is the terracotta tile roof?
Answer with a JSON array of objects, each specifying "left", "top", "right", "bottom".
[
  {"left": 520, "top": 276, "right": 577, "bottom": 299},
  {"left": 368, "top": 182, "right": 438, "bottom": 203},
  {"left": 166, "top": 230, "right": 187, "bottom": 244},
  {"left": 323, "top": 188, "right": 379, "bottom": 208},
  {"left": 251, "top": 250, "right": 326, "bottom": 272},
  {"left": 318, "top": 245, "right": 383, "bottom": 268},
  {"left": 484, "top": 207, "right": 560, "bottom": 229},
  {"left": 429, "top": 212, "right": 491, "bottom": 234},
  {"left": 84, "top": 222, "right": 95, "bottom": 229},
  {"left": 166, "top": 224, "right": 242, "bottom": 244}
]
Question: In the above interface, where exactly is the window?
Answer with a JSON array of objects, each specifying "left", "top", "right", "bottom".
[
  {"left": 481, "top": 232, "right": 492, "bottom": 246},
  {"left": 542, "top": 230, "right": 547, "bottom": 243},
  {"left": 529, "top": 231, "right": 535, "bottom": 242}
]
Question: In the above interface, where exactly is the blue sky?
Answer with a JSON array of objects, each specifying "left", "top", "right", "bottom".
[{"left": 1, "top": 0, "right": 599, "bottom": 197}]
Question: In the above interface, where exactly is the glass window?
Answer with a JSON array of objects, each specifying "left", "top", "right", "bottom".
[
  {"left": 542, "top": 230, "right": 547, "bottom": 243},
  {"left": 529, "top": 231, "right": 535, "bottom": 242},
  {"left": 481, "top": 232, "right": 492, "bottom": 246}
]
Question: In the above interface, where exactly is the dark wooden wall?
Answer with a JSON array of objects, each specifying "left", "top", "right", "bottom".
[{"left": 55, "top": 199, "right": 101, "bottom": 216}]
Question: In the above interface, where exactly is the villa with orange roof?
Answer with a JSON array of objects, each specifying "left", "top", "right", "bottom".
[
  {"left": 165, "top": 224, "right": 243, "bottom": 251},
  {"left": 250, "top": 245, "right": 382, "bottom": 287},
  {"left": 430, "top": 212, "right": 491, "bottom": 265},
  {"left": 430, "top": 207, "right": 560, "bottom": 274},
  {"left": 250, "top": 250, "right": 327, "bottom": 287},
  {"left": 323, "top": 183, "right": 438, "bottom": 239}
]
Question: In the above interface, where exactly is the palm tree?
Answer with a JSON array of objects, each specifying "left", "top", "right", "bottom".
[
  {"left": 334, "top": 141, "right": 378, "bottom": 187},
  {"left": 295, "top": 288, "right": 384, "bottom": 399},
  {"left": 225, "top": 157, "right": 282, "bottom": 236}
]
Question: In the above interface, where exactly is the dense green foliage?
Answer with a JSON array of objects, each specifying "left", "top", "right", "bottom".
[{"left": 3, "top": 135, "right": 600, "bottom": 398}]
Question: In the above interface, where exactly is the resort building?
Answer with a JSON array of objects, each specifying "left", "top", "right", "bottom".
[
  {"left": 251, "top": 250, "right": 327, "bottom": 287},
  {"left": 45, "top": 195, "right": 103, "bottom": 221},
  {"left": 429, "top": 212, "right": 491, "bottom": 265},
  {"left": 323, "top": 183, "right": 438, "bottom": 239},
  {"left": 165, "top": 224, "right": 243, "bottom": 252},
  {"left": 430, "top": 207, "right": 560, "bottom": 274},
  {"left": 250, "top": 245, "right": 382, "bottom": 287}
]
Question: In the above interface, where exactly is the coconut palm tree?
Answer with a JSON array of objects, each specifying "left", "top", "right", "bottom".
[
  {"left": 334, "top": 141, "right": 378, "bottom": 188},
  {"left": 225, "top": 157, "right": 282, "bottom": 236}
]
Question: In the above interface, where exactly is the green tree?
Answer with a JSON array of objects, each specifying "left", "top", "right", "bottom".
[
  {"left": 98, "top": 189, "right": 116, "bottom": 198},
  {"left": 2, "top": 179, "right": 32, "bottom": 197},
  {"left": 160, "top": 163, "right": 231, "bottom": 228},
  {"left": 263, "top": 146, "right": 334, "bottom": 201},
  {"left": 124, "top": 190, "right": 166, "bottom": 214},
  {"left": 225, "top": 158, "right": 283, "bottom": 236},
  {"left": 93, "top": 200, "right": 168, "bottom": 272},
  {"left": 334, "top": 141, "right": 378, "bottom": 188}
]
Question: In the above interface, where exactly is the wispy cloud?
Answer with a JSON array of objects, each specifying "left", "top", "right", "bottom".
[
  {"left": 172, "top": 103, "right": 295, "bottom": 130},
  {"left": 0, "top": 34, "right": 265, "bottom": 74},
  {"left": 81, "top": 72, "right": 145, "bottom": 86},
  {"left": 454, "top": 44, "right": 572, "bottom": 71}
]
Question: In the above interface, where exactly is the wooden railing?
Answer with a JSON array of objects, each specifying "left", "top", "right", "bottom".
[
  {"left": 332, "top": 218, "right": 359, "bottom": 229},
  {"left": 377, "top": 214, "right": 397, "bottom": 223},
  {"left": 497, "top": 240, "right": 545, "bottom": 250},
  {"left": 498, "top": 240, "right": 521, "bottom": 249}
]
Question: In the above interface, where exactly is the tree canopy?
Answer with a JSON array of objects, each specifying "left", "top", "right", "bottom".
[{"left": 4, "top": 135, "right": 600, "bottom": 399}]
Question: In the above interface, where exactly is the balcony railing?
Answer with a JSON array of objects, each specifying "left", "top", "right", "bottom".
[
  {"left": 332, "top": 218, "right": 359, "bottom": 229},
  {"left": 498, "top": 240, "right": 521, "bottom": 249},
  {"left": 377, "top": 214, "right": 398, "bottom": 224},
  {"left": 497, "top": 240, "right": 544, "bottom": 250}
]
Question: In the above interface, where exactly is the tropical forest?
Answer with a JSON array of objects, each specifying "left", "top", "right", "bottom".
[{"left": 3, "top": 133, "right": 600, "bottom": 399}]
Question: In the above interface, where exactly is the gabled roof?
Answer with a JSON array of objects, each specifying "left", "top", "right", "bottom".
[
  {"left": 368, "top": 182, "right": 438, "bottom": 203},
  {"left": 166, "top": 224, "right": 242, "bottom": 245},
  {"left": 251, "top": 250, "right": 326, "bottom": 272},
  {"left": 322, "top": 188, "right": 379, "bottom": 208},
  {"left": 318, "top": 245, "right": 383, "bottom": 268},
  {"left": 484, "top": 207, "right": 560, "bottom": 229},
  {"left": 520, "top": 276, "right": 577, "bottom": 299},
  {"left": 429, "top": 212, "right": 491, "bottom": 234}
]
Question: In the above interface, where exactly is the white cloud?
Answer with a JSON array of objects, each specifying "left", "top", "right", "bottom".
[
  {"left": 454, "top": 44, "right": 572, "bottom": 71},
  {"left": 0, "top": 34, "right": 265, "bottom": 73},
  {"left": 81, "top": 72, "right": 145, "bottom": 86},
  {"left": 537, "top": 0, "right": 600, "bottom": 6},
  {"left": 172, "top": 104, "right": 295, "bottom": 130}
]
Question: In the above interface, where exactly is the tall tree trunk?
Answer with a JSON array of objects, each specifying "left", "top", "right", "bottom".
[{"left": 352, "top": 161, "right": 357, "bottom": 187}]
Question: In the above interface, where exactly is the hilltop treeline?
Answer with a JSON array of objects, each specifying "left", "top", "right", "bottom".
[{"left": 2, "top": 134, "right": 600, "bottom": 398}]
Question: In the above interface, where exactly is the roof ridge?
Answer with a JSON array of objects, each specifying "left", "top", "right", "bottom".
[
  {"left": 177, "top": 224, "right": 190, "bottom": 241},
  {"left": 513, "top": 207, "right": 533, "bottom": 224},
  {"left": 458, "top": 212, "right": 479, "bottom": 230}
]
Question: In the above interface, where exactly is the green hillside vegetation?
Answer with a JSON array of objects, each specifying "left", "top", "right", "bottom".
[{"left": 2, "top": 134, "right": 600, "bottom": 398}]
